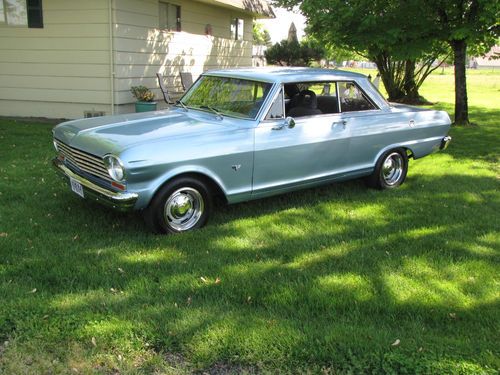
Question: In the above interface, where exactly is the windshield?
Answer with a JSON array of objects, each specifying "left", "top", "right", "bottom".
[{"left": 181, "top": 75, "right": 273, "bottom": 119}]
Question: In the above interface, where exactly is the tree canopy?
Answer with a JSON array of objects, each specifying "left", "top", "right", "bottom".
[
  {"left": 423, "top": 0, "right": 499, "bottom": 124},
  {"left": 264, "top": 23, "right": 324, "bottom": 66},
  {"left": 264, "top": 38, "right": 324, "bottom": 67},
  {"left": 275, "top": 0, "right": 499, "bottom": 117},
  {"left": 276, "top": 0, "right": 447, "bottom": 102},
  {"left": 253, "top": 22, "right": 272, "bottom": 47}
]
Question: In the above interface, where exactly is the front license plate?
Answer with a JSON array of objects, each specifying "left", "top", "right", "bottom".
[{"left": 70, "top": 178, "right": 84, "bottom": 198}]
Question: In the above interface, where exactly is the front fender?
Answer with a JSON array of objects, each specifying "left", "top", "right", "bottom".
[{"left": 129, "top": 164, "right": 230, "bottom": 210}]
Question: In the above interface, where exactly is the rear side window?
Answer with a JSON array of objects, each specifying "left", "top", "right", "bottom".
[{"left": 282, "top": 81, "right": 378, "bottom": 118}]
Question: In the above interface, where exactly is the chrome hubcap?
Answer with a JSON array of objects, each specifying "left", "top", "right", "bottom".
[
  {"left": 382, "top": 152, "right": 403, "bottom": 185},
  {"left": 164, "top": 187, "right": 204, "bottom": 231}
]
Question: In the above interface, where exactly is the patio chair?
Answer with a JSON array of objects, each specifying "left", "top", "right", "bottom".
[
  {"left": 156, "top": 72, "right": 183, "bottom": 104},
  {"left": 180, "top": 72, "right": 194, "bottom": 91}
]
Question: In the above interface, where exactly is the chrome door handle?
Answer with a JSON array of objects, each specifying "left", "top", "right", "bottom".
[{"left": 332, "top": 120, "right": 347, "bottom": 129}]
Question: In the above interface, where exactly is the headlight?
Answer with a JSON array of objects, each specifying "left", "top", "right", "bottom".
[
  {"left": 53, "top": 139, "right": 59, "bottom": 152},
  {"left": 103, "top": 155, "right": 125, "bottom": 181}
]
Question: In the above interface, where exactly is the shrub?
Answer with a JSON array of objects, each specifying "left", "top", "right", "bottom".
[{"left": 130, "top": 86, "right": 155, "bottom": 102}]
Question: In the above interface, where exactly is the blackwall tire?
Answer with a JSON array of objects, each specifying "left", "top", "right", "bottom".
[
  {"left": 144, "top": 177, "right": 212, "bottom": 234},
  {"left": 367, "top": 149, "right": 408, "bottom": 190}
]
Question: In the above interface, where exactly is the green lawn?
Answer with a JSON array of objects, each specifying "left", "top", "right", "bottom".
[{"left": 0, "top": 69, "right": 499, "bottom": 374}]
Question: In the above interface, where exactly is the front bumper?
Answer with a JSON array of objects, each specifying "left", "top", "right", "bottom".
[
  {"left": 440, "top": 136, "right": 452, "bottom": 150},
  {"left": 52, "top": 158, "right": 138, "bottom": 211}
]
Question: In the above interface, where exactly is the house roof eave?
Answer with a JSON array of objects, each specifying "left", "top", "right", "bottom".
[{"left": 195, "top": 0, "right": 276, "bottom": 19}]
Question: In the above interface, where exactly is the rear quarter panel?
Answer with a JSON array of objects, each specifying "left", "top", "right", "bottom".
[{"left": 347, "top": 107, "right": 451, "bottom": 171}]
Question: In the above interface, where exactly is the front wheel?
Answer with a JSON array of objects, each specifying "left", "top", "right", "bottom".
[
  {"left": 144, "top": 177, "right": 212, "bottom": 234},
  {"left": 367, "top": 149, "right": 408, "bottom": 189}
]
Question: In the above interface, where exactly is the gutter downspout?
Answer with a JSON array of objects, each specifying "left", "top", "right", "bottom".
[{"left": 108, "top": 0, "right": 115, "bottom": 115}]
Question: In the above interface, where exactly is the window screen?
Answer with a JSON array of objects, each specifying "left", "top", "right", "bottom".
[
  {"left": 0, "top": 2, "right": 5, "bottom": 23},
  {"left": 4, "top": 0, "right": 28, "bottom": 25}
]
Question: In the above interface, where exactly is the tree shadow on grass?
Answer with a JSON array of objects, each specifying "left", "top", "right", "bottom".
[
  {"left": 1, "top": 119, "right": 499, "bottom": 372},
  {"left": 1, "top": 169, "right": 499, "bottom": 372}
]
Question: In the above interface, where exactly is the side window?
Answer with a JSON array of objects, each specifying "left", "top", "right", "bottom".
[
  {"left": 338, "top": 81, "right": 376, "bottom": 112},
  {"left": 265, "top": 88, "right": 284, "bottom": 120},
  {"left": 285, "top": 81, "right": 339, "bottom": 117}
]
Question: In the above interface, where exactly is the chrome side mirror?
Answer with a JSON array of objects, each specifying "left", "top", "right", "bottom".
[
  {"left": 272, "top": 116, "right": 296, "bottom": 131},
  {"left": 285, "top": 116, "right": 295, "bottom": 129}
]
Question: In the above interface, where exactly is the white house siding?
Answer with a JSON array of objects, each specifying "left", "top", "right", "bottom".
[
  {"left": 0, "top": 0, "right": 262, "bottom": 119},
  {"left": 113, "top": 0, "right": 254, "bottom": 114},
  {"left": 0, "top": 0, "right": 113, "bottom": 119}
]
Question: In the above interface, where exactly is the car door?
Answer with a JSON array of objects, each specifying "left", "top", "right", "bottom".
[
  {"left": 336, "top": 81, "right": 399, "bottom": 170},
  {"left": 252, "top": 84, "right": 351, "bottom": 198}
]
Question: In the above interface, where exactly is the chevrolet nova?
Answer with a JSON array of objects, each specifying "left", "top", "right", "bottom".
[{"left": 52, "top": 68, "right": 451, "bottom": 233}]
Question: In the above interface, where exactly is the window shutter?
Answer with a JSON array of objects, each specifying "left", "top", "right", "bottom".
[
  {"left": 27, "top": 0, "right": 43, "bottom": 28},
  {"left": 175, "top": 5, "right": 181, "bottom": 31}
]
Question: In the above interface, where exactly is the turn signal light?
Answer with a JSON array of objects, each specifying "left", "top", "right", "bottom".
[{"left": 111, "top": 181, "right": 125, "bottom": 190}]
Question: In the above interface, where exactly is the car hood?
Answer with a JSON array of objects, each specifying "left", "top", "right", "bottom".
[{"left": 53, "top": 108, "right": 232, "bottom": 157}]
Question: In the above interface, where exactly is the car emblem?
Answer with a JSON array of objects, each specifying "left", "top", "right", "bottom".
[{"left": 232, "top": 164, "right": 241, "bottom": 171}]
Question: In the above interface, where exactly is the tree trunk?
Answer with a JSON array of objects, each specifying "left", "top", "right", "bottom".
[
  {"left": 451, "top": 39, "right": 469, "bottom": 125},
  {"left": 380, "top": 71, "right": 405, "bottom": 101},
  {"left": 403, "top": 60, "right": 420, "bottom": 104},
  {"left": 372, "top": 53, "right": 426, "bottom": 103},
  {"left": 372, "top": 53, "right": 405, "bottom": 101}
]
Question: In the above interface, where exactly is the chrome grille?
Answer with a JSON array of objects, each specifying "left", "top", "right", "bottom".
[{"left": 55, "top": 139, "right": 111, "bottom": 182}]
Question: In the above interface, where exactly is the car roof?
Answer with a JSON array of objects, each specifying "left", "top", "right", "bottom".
[{"left": 203, "top": 67, "right": 367, "bottom": 84}]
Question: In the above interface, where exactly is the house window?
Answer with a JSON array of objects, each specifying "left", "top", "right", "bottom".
[
  {"left": 230, "top": 18, "right": 244, "bottom": 40},
  {"left": 0, "top": 0, "right": 43, "bottom": 28},
  {"left": 159, "top": 2, "right": 180, "bottom": 31}
]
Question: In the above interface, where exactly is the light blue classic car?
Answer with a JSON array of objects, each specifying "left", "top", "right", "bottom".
[{"left": 52, "top": 68, "right": 451, "bottom": 233}]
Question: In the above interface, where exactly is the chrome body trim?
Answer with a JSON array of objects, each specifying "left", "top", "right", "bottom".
[
  {"left": 163, "top": 187, "right": 204, "bottom": 231},
  {"left": 54, "top": 139, "right": 111, "bottom": 183},
  {"left": 381, "top": 152, "right": 404, "bottom": 185},
  {"left": 52, "top": 158, "right": 138, "bottom": 211}
]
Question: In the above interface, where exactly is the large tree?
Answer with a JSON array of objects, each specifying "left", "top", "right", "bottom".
[
  {"left": 423, "top": 0, "right": 499, "bottom": 125},
  {"left": 277, "top": 0, "right": 446, "bottom": 103}
]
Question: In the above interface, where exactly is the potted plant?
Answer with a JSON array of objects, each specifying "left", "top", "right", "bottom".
[{"left": 130, "top": 86, "right": 157, "bottom": 112}]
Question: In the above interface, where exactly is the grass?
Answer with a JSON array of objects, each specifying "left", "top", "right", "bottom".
[{"left": 0, "top": 68, "right": 499, "bottom": 374}]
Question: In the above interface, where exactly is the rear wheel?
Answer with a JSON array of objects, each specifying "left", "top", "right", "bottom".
[
  {"left": 367, "top": 149, "right": 408, "bottom": 189},
  {"left": 144, "top": 177, "right": 212, "bottom": 234}
]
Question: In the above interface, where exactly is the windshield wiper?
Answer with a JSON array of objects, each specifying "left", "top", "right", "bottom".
[
  {"left": 200, "top": 105, "right": 223, "bottom": 120},
  {"left": 176, "top": 100, "right": 188, "bottom": 111}
]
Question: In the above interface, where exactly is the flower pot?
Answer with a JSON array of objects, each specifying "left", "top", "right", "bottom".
[{"left": 135, "top": 101, "right": 157, "bottom": 112}]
